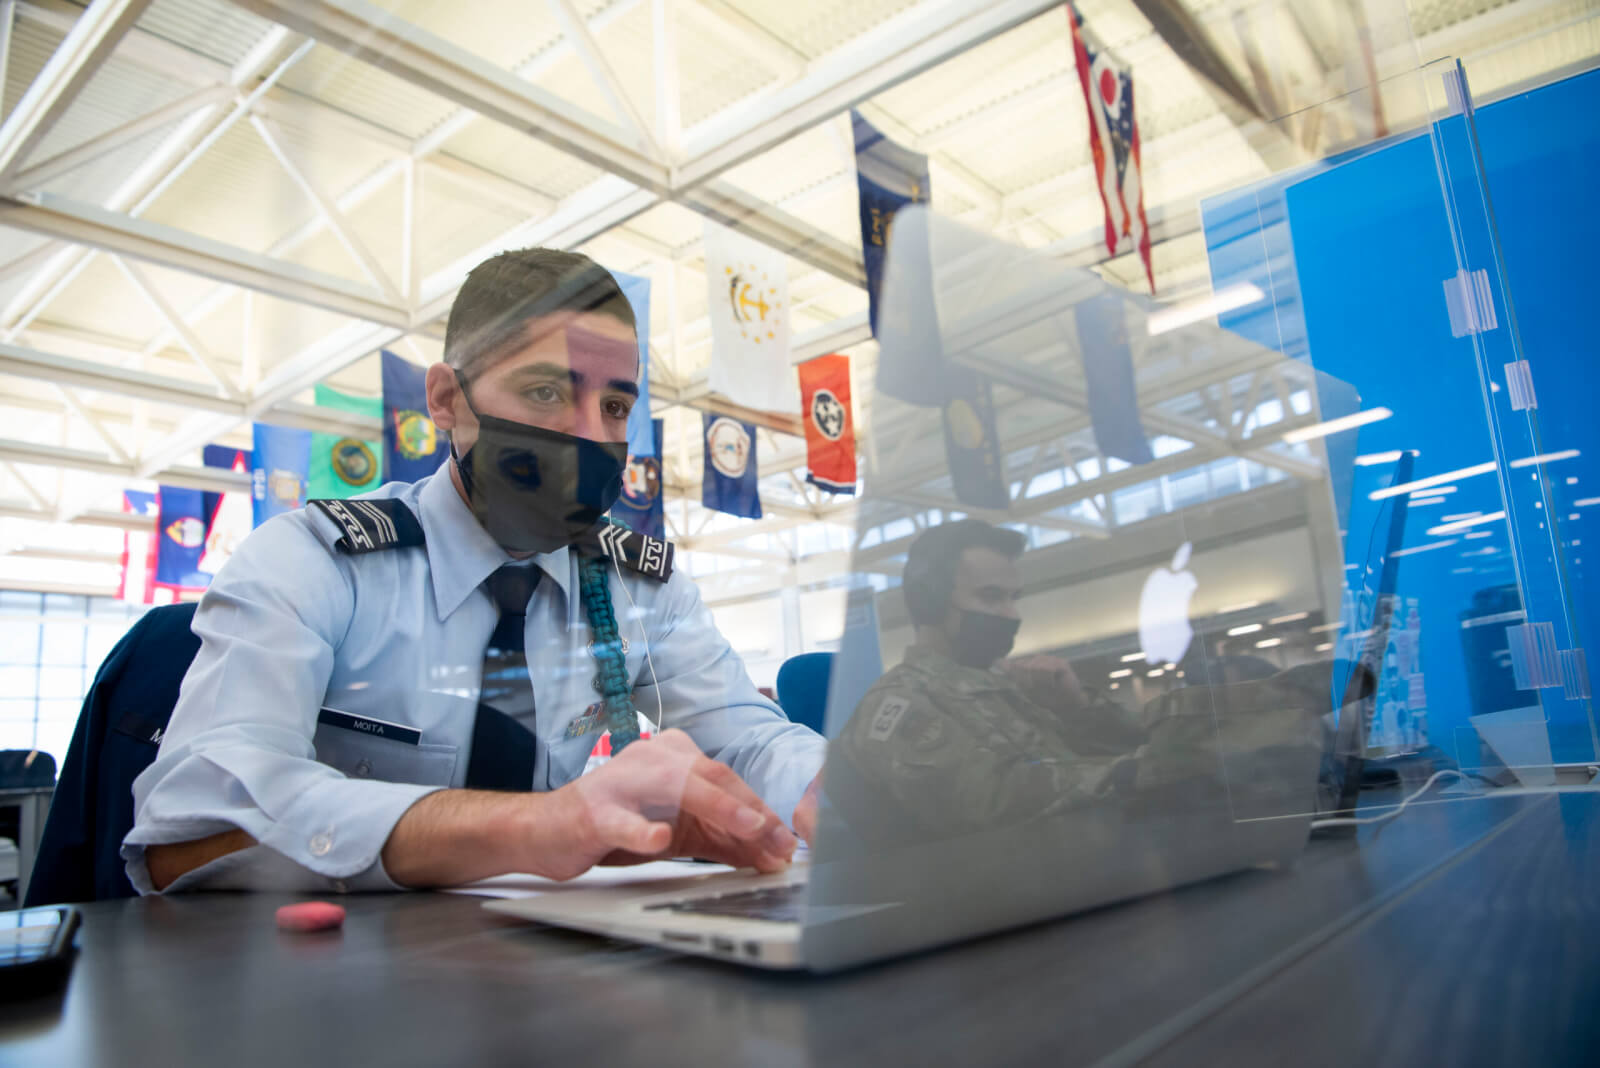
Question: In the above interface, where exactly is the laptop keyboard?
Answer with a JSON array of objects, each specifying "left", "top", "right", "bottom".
[{"left": 643, "top": 883, "right": 807, "bottom": 924}]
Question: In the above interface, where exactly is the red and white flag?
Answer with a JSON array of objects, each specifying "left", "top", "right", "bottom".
[
  {"left": 1070, "top": 4, "right": 1154, "bottom": 293},
  {"left": 797, "top": 354, "right": 857, "bottom": 495}
]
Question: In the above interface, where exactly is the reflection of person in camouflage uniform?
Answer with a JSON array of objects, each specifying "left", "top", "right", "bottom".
[{"left": 830, "top": 521, "right": 1140, "bottom": 839}]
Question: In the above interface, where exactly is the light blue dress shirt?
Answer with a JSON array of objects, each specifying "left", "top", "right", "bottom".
[{"left": 123, "top": 465, "right": 825, "bottom": 893}]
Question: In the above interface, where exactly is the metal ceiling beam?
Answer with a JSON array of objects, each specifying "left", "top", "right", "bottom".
[
  {"left": 230, "top": 0, "right": 671, "bottom": 190},
  {"left": 0, "top": 437, "right": 250, "bottom": 493},
  {"left": 0, "top": 499, "right": 152, "bottom": 532},
  {"left": 5, "top": 84, "right": 232, "bottom": 192},
  {"left": 0, "top": 340, "right": 382, "bottom": 438},
  {"left": 675, "top": 0, "right": 1065, "bottom": 189},
  {"left": 0, "top": 191, "right": 419, "bottom": 330},
  {"left": 0, "top": 0, "right": 154, "bottom": 177}
]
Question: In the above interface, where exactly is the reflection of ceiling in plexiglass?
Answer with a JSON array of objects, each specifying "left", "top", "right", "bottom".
[{"left": 0, "top": 0, "right": 1593, "bottom": 596}]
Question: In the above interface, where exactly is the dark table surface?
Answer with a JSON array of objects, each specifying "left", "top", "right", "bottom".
[{"left": 2, "top": 789, "right": 1596, "bottom": 1067}]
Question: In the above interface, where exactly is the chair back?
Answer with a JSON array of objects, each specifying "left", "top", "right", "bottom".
[{"left": 775, "top": 652, "right": 836, "bottom": 735}]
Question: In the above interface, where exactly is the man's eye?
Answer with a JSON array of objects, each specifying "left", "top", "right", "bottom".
[
  {"left": 605, "top": 399, "right": 633, "bottom": 419},
  {"left": 528, "top": 385, "right": 562, "bottom": 403}
]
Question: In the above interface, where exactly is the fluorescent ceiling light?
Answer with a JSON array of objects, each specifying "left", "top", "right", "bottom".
[
  {"left": 1410, "top": 496, "right": 1448, "bottom": 507},
  {"left": 1355, "top": 451, "right": 1404, "bottom": 466},
  {"left": 1146, "top": 282, "right": 1265, "bottom": 336},
  {"left": 1465, "top": 531, "right": 1493, "bottom": 539},
  {"left": 1227, "top": 623, "right": 1263, "bottom": 636},
  {"left": 1575, "top": 497, "right": 1599, "bottom": 508},
  {"left": 1371, "top": 461, "right": 1497, "bottom": 501},
  {"left": 1109, "top": 668, "right": 1133, "bottom": 679},
  {"left": 1120, "top": 651, "right": 1146, "bottom": 663},
  {"left": 1255, "top": 637, "right": 1282, "bottom": 648},
  {"left": 1315, "top": 642, "right": 1334, "bottom": 652},
  {"left": 1281, "top": 407, "right": 1393, "bottom": 445},
  {"left": 1428, "top": 511, "right": 1506, "bottom": 536},
  {"left": 1392, "top": 538, "right": 1459, "bottom": 557},
  {"left": 1216, "top": 600, "right": 1260, "bottom": 615},
  {"left": 1146, "top": 668, "right": 1166, "bottom": 677},
  {"left": 1442, "top": 512, "right": 1481, "bottom": 522},
  {"left": 1411, "top": 485, "right": 1456, "bottom": 497},
  {"left": 1269, "top": 611, "right": 1308, "bottom": 625},
  {"left": 1509, "top": 449, "right": 1580, "bottom": 469},
  {"left": 1309, "top": 622, "right": 1341, "bottom": 633}
]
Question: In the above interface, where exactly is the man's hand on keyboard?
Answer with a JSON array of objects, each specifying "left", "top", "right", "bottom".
[{"left": 550, "top": 729, "right": 797, "bottom": 878}]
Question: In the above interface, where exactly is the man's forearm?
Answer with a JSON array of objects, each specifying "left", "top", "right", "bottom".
[
  {"left": 145, "top": 789, "right": 568, "bottom": 892},
  {"left": 381, "top": 788, "right": 575, "bottom": 888}
]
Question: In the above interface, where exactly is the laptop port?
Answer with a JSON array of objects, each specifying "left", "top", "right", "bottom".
[
  {"left": 711, "top": 937, "right": 736, "bottom": 954},
  {"left": 743, "top": 941, "right": 761, "bottom": 958},
  {"left": 662, "top": 932, "right": 702, "bottom": 945}
]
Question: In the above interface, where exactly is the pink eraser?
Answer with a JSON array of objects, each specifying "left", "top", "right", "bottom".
[{"left": 275, "top": 901, "right": 346, "bottom": 932}]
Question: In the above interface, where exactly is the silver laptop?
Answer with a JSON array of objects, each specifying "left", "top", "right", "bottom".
[{"left": 486, "top": 209, "right": 1358, "bottom": 972}]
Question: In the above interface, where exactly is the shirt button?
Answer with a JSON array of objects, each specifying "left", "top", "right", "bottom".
[
  {"left": 309, "top": 831, "right": 334, "bottom": 856},
  {"left": 333, "top": 880, "right": 349, "bottom": 894},
  {"left": 354, "top": 759, "right": 372, "bottom": 777}
]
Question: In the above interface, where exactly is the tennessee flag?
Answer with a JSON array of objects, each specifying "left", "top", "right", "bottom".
[
  {"left": 1070, "top": 4, "right": 1154, "bottom": 293},
  {"left": 798, "top": 354, "right": 857, "bottom": 495}
]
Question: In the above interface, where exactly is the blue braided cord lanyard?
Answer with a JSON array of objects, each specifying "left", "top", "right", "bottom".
[{"left": 577, "top": 552, "right": 641, "bottom": 753}]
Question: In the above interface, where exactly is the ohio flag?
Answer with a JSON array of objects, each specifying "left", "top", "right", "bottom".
[{"left": 1070, "top": 4, "right": 1154, "bottom": 293}]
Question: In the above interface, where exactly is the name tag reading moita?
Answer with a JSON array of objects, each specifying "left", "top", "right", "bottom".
[{"left": 317, "top": 708, "right": 421, "bottom": 746}]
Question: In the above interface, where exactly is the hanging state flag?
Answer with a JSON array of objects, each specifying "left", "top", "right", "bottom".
[
  {"left": 309, "top": 383, "right": 383, "bottom": 500},
  {"left": 702, "top": 412, "right": 762, "bottom": 519},
  {"left": 943, "top": 365, "right": 1008, "bottom": 510},
  {"left": 612, "top": 418, "right": 665, "bottom": 540},
  {"left": 853, "top": 110, "right": 932, "bottom": 336},
  {"left": 1070, "top": 4, "right": 1155, "bottom": 293},
  {"left": 252, "top": 423, "right": 311, "bottom": 527},
  {"left": 118, "top": 490, "right": 159, "bottom": 605},
  {"left": 703, "top": 222, "right": 798, "bottom": 413},
  {"left": 798, "top": 354, "right": 857, "bottom": 495},
  {"left": 154, "top": 486, "right": 212, "bottom": 594},
  {"left": 380, "top": 351, "right": 443, "bottom": 483},
  {"left": 1076, "top": 290, "right": 1154, "bottom": 465},
  {"left": 200, "top": 445, "right": 253, "bottom": 575},
  {"left": 609, "top": 269, "right": 655, "bottom": 460}
]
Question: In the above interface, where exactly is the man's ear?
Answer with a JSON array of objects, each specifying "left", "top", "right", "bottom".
[{"left": 425, "top": 363, "right": 459, "bottom": 431}]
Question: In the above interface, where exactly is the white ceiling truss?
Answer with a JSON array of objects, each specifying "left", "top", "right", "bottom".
[{"left": 0, "top": 0, "right": 1594, "bottom": 595}]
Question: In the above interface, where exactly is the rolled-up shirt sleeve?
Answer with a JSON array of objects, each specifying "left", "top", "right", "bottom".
[
  {"left": 122, "top": 515, "right": 443, "bottom": 893},
  {"left": 637, "top": 573, "right": 826, "bottom": 829}
]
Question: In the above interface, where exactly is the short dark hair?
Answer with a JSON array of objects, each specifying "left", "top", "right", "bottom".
[
  {"left": 901, "top": 519, "right": 1026, "bottom": 626},
  {"left": 443, "top": 248, "right": 636, "bottom": 381}
]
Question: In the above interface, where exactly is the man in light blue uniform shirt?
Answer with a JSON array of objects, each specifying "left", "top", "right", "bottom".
[{"left": 125, "top": 249, "right": 825, "bottom": 894}]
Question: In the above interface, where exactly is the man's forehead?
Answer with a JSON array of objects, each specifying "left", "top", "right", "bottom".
[
  {"left": 487, "top": 312, "right": 638, "bottom": 377},
  {"left": 957, "top": 546, "right": 1022, "bottom": 587}
]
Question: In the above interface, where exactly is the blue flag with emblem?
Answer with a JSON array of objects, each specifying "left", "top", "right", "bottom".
[
  {"left": 702, "top": 412, "right": 762, "bottom": 519},
  {"left": 380, "top": 350, "right": 443, "bottom": 483},
  {"left": 1076, "top": 290, "right": 1154, "bottom": 465},
  {"left": 853, "top": 110, "right": 930, "bottom": 338},
  {"left": 609, "top": 269, "right": 654, "bottom": 459},
  {"left": 153, "top": 486, "right": 212, "bottom": 590},
  {"left": 943, "top": 364, "right": 1008, "bottom": 509},
  {"left": 251, "top": 422, "right": 311, "bottom": 527},
  {"left": 612, "top": 417, "right": 665, "bottom": 540}
]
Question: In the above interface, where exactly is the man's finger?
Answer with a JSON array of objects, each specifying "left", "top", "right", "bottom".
[
  {"left": 591, "top": 804, "right": 672, "bottom": 856},
  {"left": 677, "top": 774, "right": 773, "bottom": 842},
  {"left": 691, "top": 755, "right": 783, "bottom": 830}
]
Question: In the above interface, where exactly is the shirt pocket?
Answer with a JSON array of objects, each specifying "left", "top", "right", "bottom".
[{"left": 312, "top": 725, "right": 458, "bottom": 786}]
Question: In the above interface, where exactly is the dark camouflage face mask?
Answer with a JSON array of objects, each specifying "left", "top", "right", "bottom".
[{"left": 951, "top": 610, "right": 1020, "bottom": 669}]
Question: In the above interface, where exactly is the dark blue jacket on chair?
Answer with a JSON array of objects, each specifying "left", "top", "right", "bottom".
[{"left": 26, "top": 602, "right": 536, "bottom": 906}]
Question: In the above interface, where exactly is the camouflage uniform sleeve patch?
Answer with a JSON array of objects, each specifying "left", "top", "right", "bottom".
[{"left": 867, "top": 695, "right": 910, "bottom": 741}]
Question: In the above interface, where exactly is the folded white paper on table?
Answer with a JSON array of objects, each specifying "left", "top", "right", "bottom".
[{"left": 445, "top": 859, "right": 735, "bottom": 900}]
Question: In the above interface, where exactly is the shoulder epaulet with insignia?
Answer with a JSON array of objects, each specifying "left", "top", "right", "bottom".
[
  {"left": 582, "top": 521, "right": 674, "bottom": 582},
  {"left": 308, "top": 498, "right": 426, "bottom": 555}
]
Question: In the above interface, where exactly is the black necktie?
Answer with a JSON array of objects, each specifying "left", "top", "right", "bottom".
[
  {"left": 466, "top": 565, "right": 541, "bottom": 792},
  {"left": 480, "top": 565, "right": 539, "bottom": 721}
]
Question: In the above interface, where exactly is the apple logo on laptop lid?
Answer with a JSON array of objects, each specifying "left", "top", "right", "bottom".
[{"left": 1139, "top": 542, "right": 1197, "bottom": 667}]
